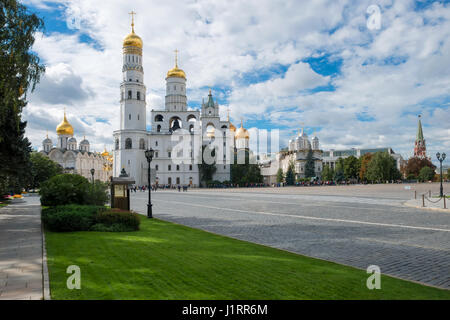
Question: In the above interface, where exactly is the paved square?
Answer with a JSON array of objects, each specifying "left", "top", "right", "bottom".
[{"left": 131, "top": 183, "right": 450, "bottom": 289}]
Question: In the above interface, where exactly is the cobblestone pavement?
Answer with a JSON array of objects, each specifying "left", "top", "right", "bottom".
[
  {"left": 0, "top": 197, "right": 43, "bottom": 300},
  {"left": 131, "top": 188, "right": 450, "bottom": 289}
]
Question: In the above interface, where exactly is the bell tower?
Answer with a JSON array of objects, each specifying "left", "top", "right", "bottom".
[{"left": 120, "top": 11, "right": 146, "bottom": 131}]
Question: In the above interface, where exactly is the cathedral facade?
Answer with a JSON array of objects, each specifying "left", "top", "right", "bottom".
[
  {"left": 40, "top": 112, "right": 113, "bottom": 182},
  {"left": 113, "top": 18, "right": 249, "bottom": 187},
  {"left": 259, "top": 129, "right": 323, "bottom": 184}
]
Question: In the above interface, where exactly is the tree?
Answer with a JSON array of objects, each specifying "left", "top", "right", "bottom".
[
  {"left": 321, "top": 164, "right": 334, "bottom": 181},
  {"left": 28, "top": 152, "right": 63, "bottom": 189},
  {"left": 418, "top": 166, "right": 435, "bottom": 182},
  {"left": 359, "top": 153, "right": 373, "bottom": 181},
  {"left": 304, "top": 148, "right": 315, "bottom": 178},
  {"left": 334, "top": 157, "right": 345, "bottom": 182},
  {"left": 0, "top": 0, "right": 45, "bottom": 195},
  {"left": 276, "top": 168, "right": 284, "bottom": 183},
  {"left": 403, "top": 157, "right": 436, "bottom": 178},
  {"left": 366, "top": 152, "right": 401, "bottom": 182},
  {"left": 343, "top": 155, "right": 359, "bottom": 180},
  {"left": 198, "top": 145, "right": 217, "bottom": 186},
  {"left": 285, "top": 161, "right": 296, "bottom": 186},
  {"left": 447, "top": 169, "right": 450, "bottom": 180},
  {"left": 231, "top": 150, "right": 263, "bottom": 185}
]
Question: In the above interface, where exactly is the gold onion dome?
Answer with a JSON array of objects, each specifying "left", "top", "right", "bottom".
[
  {"left": 101, "top": 148, "right": 110, "bottom": 157},
  {"left": 123, "top": 32, "right": 143, "bottom": 49},
  {"left": 167, "top": 49, "right": 186, "bottom": 79},
  {"left": 56, "top": 111, "right": 74, "bottom": 136},
  {"left": 235, "top": 120, "right": 249, "bottom": 140}
]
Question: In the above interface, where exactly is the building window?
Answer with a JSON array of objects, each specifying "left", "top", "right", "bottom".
[
  {"left": 168, "top": 165, "right": 171, "bottom": 171},
  {"left": 168, "top": 151, "right": 171, "bottom": 158},
  {"left": 128, "top": 91, "right": 132, "bottom": 99},
  {"left": 129, "top": 114, "right": 131, "bottom": 120},
  {"left": 176, "top": 177, "right": 180, "bottom": 185},
  {"left": 138, "top": 114, "right": 140, "bottom": 120},
  {"left": 155, "top": 165, "right": 159, "bottom": 171},
  {"left": 125, "top": 138, "right": 132, "bottom": 149},
  {"left": 139, "top": 138, "right": 145, "bottom": 150},
  {"left": 189, "top": 165, "right": 192, "bottom": 171},
  {"left": 137, "top": 92, "right": 141, "bottom": 100},
  {"left": 155, "top": 151, "right": 158, "bottom": 158},
  {"left": 176, "top": 165, "right": 180, "bottom": 171},
  {"left": 157, "top": 125, "right": 161, "bottom": 132},
  {"left": 155, "top": 141, "right": 158, "bottom": 146}
]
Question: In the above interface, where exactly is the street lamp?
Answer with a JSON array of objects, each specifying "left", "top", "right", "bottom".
[
  {"left": 436, "top": 152, "right": 446, "bottom": 198},
  {"left": 145, "top": 148, "right": 155, "bottom": 219},
  {"left": 90, "top": 168, "right": 95, "bottom": 184}
]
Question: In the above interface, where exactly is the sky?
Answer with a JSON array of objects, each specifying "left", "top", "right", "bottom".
[{"left": 21, "top": 0, "right": 450, "bottom": 165}]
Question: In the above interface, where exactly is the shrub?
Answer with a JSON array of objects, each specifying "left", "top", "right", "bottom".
[
  {"left": 93, "top": 209, "right": 141, "bottom": 231},
  {"left": 39, "top": 174, "right": 109, "bottom": 206},
  {"left": 42, "top": 205, "right": 104, "bottom": 232}
]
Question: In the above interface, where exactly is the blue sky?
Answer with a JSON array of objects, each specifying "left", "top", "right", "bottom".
[{"left": 22, "top": 0, "right": 450, "bottom": 165}]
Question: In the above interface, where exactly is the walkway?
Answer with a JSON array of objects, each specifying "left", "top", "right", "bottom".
[{"left": 0, "top": 197, "right": 44, "bottom": 300}]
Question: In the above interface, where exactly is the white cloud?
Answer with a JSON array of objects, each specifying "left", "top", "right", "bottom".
[{"left": 22, "top": 0, "right": 450, "bottom": 165}]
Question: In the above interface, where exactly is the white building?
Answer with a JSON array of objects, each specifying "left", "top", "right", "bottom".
[
  {"left": 260, "top": 129, "right": 323, "bottom": 184},
  {"left": 40, "top": 112, "right": 113, "bottom": 182},
  {"left": 113, "top": 18, "right": 248, "bottom": 187}
]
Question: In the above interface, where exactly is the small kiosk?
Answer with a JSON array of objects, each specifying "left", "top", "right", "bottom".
[{"left": 110, "top": 168, "right": 135, "bottom": 211}]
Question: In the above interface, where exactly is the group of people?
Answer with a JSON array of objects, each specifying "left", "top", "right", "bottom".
[{"left": 130, "top": 184, "right": 190, "bottom": 192}]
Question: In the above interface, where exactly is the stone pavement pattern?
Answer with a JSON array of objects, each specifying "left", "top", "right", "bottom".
[
  {"left": 131, "top": 185, "right": 450, "bottom": 289},
  {"left": 0, "top": 197, "right": 43, "bottom": 300}
]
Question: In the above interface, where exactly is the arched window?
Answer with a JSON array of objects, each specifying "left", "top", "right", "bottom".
[
  {"left": 115, "top": 139, "right": 119, "bottom": 150},
  {"left": 155, "top": 165, "right": 159, "bottom": 171},
  {"left": 125, "top": 138, "right": 132, "bottom": 149},
  {"left": 137, "top": 92, "right": 141, "bottom": 100},
  {"left": 168, "top": 177, "right": 172, "bottom": 185},
  {"left": 139, "top": 138, "right": 145, "bottom": 150},
  {"left": 176, "top": 165, "right": 180, "bottom": 171},
  {"left": 128, "top": 91, "right": 132, "bottom": 99},
  {"left": 154, "top": 114, "right": 164, "bottom": 122},
  {"left": 168, "top": 165, "right": 171, "bottom": 171},
  {"left": 157, "top": 125, "right": 161, "bottom": 132}
]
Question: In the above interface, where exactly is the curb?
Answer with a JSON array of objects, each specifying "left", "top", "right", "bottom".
[
  {"left": 404, "top": 201, "right": 449, "bottom": 213},
  {"left": 41, "top": 216, "right": 51, "bottom": 300}
]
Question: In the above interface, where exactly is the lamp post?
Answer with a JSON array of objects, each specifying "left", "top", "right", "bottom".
[
  {"left": 90, "top": 168, "right": 95, "bottom": 184},
  {"left": 436, "top": 152, "right": 446, "bottom": 198},
  {"left": 145, "top": 148, "right": 155, "bottom": 218}
]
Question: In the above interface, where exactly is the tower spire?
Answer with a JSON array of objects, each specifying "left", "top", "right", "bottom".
[
  {"left": 417, "top": 115, "right": 424, "bottom": 141},
  {"left": 129, "top": 11, "right": 136, "bottom": 33},
  {"left": 174, "top": 49, "right": 179, "bottom": 68}
]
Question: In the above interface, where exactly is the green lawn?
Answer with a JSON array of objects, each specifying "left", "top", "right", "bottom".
[{"left": 45, "top": 218, "right": 450, "bottom": 300}]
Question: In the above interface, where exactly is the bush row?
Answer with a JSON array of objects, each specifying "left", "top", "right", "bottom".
[{"left": 42, "top": 205, "right": 140, "bottom": 232}]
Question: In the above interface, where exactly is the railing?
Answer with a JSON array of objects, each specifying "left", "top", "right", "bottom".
[{"left": 418, "top": 190, "right": 448, "bottom": 209}]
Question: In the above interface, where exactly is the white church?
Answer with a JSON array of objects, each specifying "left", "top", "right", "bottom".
[{"left": 113, "top": 15, "right": 250, "bottom": 187}]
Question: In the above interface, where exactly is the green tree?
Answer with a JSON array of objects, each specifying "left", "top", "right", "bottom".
[
  {"left": 418, "top": 166, "right": 435, "bottom": 182},
  {"left": 334, "top": 157, "right": 345, "bottom": 182},
  {"left": 231, "top": 150, "right": 262, "bottom": 185},
  {"left": 447, "top": 169, "right": 450, "bottom": 180},
  {"left": 343, "top": 156, "right": 359, "bottom": 180},
  {"left": 285, "top": 161, "right": 296, "bottom": 186},
  {"left": 321, "top": 164, "right": 334, "bottom": 181},
  {"left": 276, "top": 168, "right": 284, "bottom": 183},
  {"left": 198, "top": 145, "right": 217, "bottom": 186},
  {"left": 28, "top": 152, "right": 63, "bottom": 189},
  {"left": 304, "top": 148, "right": 315, "bottom": 178},
  {"left": 0, "top": 0, "right": 45, "bottom": 195},
  {"left": 366, "top": 152, "right": 401, "bottom": 182}
]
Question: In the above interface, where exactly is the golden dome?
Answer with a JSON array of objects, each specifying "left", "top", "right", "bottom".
[
  {"left": 123, "top": 31, "right": 143, "bottom": 49},
  {"left": 235, "top": 120, "right": 249, "bottom": 140},
  {"left": 166, "top": 49, "right": 186, "bottom": 79},
  {"left": 229, "top": 122, "right": 236, "bottom": 132},
  {"left": 101, "top": 148, "right": 110, "bottom": 157},
  {"left": 56, "top": 111, "right": 74, "bottom": 136}
]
